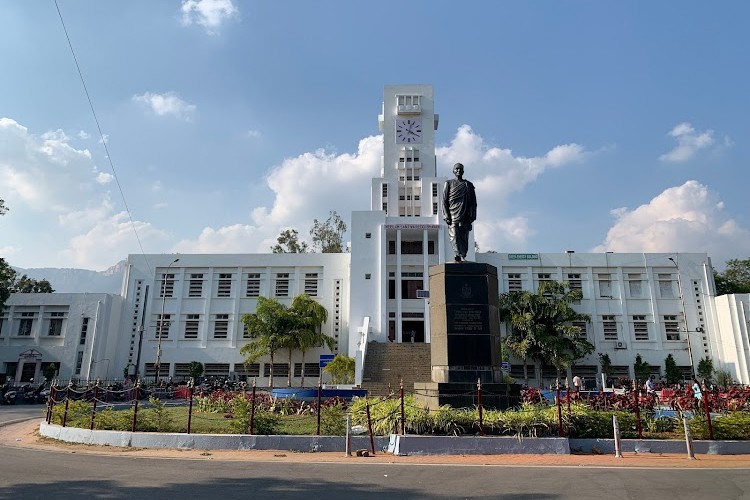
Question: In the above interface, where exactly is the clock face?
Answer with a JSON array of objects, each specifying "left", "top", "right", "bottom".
[{"left": 395, "top": 118, "right": 423, "bottom": 144}]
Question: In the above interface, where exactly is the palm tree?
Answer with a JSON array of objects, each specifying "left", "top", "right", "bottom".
[
  {"left": 499, "top": 281, "right": 593, "bottom": 387},
  {"left": 240, "top": 296, "right": 294, "bottom": 390},
  {"left": 290, "top": 293, "right": 335, "bottom": 387}
]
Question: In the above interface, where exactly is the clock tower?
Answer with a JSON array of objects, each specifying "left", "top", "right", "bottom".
[{"left": 350, "top": 84, "right": 452, "bottom": 370}]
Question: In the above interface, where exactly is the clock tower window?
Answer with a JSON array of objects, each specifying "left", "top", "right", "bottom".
[{"left": 396, "top": 94, "right": 421, "bottom": 114}]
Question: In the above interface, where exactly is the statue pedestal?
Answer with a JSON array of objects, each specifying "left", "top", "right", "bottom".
[{"left": 415, "top": 262, "right": 520, "bottom": 410}]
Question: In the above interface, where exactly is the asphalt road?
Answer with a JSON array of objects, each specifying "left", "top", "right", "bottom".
[
  {"left": 0, "top": 443, "right": 749, "bottom": 500},
  {"left": 0, "top": 402, "right": 46, "bottom": 425}
]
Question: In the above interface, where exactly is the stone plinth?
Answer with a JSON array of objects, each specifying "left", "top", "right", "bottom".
[
  {"left": 414, "top": 381, "right": 521, "bottom": 411},
  {"left": 428, "top": 262, "right": 502, "bottom": 384}
]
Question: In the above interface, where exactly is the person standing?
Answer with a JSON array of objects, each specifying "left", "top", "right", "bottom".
[
  {"left": 572, "top": 375, "right": 582, "bottom": 395},
  {"left": 442, "top": 163, "right": 477, "bottom": 262}
]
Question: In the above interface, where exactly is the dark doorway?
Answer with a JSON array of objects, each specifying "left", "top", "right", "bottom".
[{"left": 402, "top": 320, "right": 425, "bottom": 343}]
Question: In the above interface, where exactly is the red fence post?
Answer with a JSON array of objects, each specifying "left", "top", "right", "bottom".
[
  {"left": 187, "top": 378, "right": 194, "bottom": 435},
  {"left": 556, "top": 382, "right": 563, "bottom": 437},
  {"left": 566, "top": 380, "right": 571, "bottom": 421},
  {"left": 477, "top": 379, "right": 484, "bottom": 436},
  {"left": 366, "top": 397, "right": 375, "bottom": 455},
  {"left": 131, "top": 382, "right": 140, "bottom": 433},
  {"left": 250, "top": 379, "right": 257, "bottom": 435},
  {"left": 703, "top": 392, "right": 714, "bottom": 440},
  {"left": 62, "top": 383, "right": 72, "bottom": 428},
  {"left": 90, "top": 382, "right": 99, "bottom": 430},
  {"left": 633, "top": 380, "right": 642, "bottom": 440},
  {"left": 400, "top": 379, "right": 405, "bottom": 435},
  {"left": 46, "top": 384, "right": 56, "bottom": 424},
  {"left": 316, "top": 377, "right": 322, "bottom": 436}
]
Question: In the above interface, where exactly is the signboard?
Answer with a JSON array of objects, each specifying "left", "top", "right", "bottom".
[
  {"left": 501, "top": 362, "right": 510, "bottom": 372},
  {"left": 508, "top": 253, "right": 539, "bottom": 260},
  {"left": 319, "top": 354, "right": 336, "bottom": 368},
  {"left": 416, "top": 289, "right": 430, "bottom": 299},
  {"left": 384, "top": 224, "right": 440, "bottom": 230}
]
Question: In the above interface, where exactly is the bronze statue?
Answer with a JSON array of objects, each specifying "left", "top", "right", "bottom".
[{"left": 442, "top": 163, "right": 477, "bottom": 262}]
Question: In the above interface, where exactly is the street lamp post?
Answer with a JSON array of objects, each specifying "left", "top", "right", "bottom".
[
  {"left": 155, "top": 258, "right": 179, "bottom": 384},
  {"left": 669, "top": 257, "right": 696, "bottom": 378}
]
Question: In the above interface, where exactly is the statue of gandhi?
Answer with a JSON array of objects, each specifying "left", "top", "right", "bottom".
[{"left": 442, "top": 163, "right": 477, "bottom": 262}]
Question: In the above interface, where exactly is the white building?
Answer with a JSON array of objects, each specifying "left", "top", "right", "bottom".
[
  {"left": 0, "top": 293, "right": 123, "bottom": 383},
  {"left": 2, "top": 84, "right": 749, "bottom": 388}
]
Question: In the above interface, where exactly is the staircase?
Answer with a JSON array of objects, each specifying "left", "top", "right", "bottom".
[{"left": 361, "top": 342, "right": 432, "bottom": 396}]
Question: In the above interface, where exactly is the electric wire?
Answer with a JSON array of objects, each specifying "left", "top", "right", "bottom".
[{"left": 54, "top": 0, "right": 152, "bottom": 276}]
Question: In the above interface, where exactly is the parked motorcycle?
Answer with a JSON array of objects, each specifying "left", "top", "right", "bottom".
[{"left": 1, "top": 381, "right": 16, "bottom": 405}]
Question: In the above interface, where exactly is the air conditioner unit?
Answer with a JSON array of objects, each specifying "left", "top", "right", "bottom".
[{"left": 615, "top": 341, "right": 627, "bottom": 349}]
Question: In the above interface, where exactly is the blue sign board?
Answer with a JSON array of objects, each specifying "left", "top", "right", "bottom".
[
  {"left": 319, "top": 354, "right": 336, "bottom": 368},
  {"left": 501, "top": 362, "right": 510, "bottom": 372}
]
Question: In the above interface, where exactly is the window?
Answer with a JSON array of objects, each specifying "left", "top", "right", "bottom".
[
  {"left": 234, "top": 363, "right": 260, "bottom": 378},
  {"left": 398, "top": 147, "right": 420, "bottom": 168},
  {"left": 217, "top": 273, "right": 232, "bottom": 297},
  {"left": 79, "top": 317, "right": 89, "bottom": 345},
  {"left": 572, "top": 321, "right": 587, "bottom": 338},
  {"left": 658, "top": 274, "right": 675, "bottom": 298},
  {"left": 275, "top": 273, "right": 290, "bottom": 297},
  {"left": 598, "top": 274, "right": 612, "bottom": 298},
  {"left": 397, "top": 94, "right": 421, "bottom": 113},
  {"left": 304, "top": 273, "right": 319, "bottom": 297},
  {"left": 382, "top": 202, "right": 388, "bottom": 214},
  {"left": 633, "top": 315, "right": 649, "bottom": 341},
  {"left": 432, "top": 183, "right": 438, "bottom": 197},
  {"left": 628, "top": 273, "right": 644, "bottom": 298},
  {"left": 17, "top": 312, "right": 35, "bottom": 336},
  {"left": 567, "top": 273, "right": 582, "bottom": 302},
  {"left": 602, "top": 315, "right": 618, "bottom": 340},
  {"left": 184, "top": 314, "right": 200, "bottom": 339},
  {"left": 0, "top": 310, "right": 7, "bottom": 336},
  {"left": 144, "top": 363, "right": 169, "bottom": 377},
  {"left": 188, "top": 274, "right": 204, "bottom": 297},
  {"left": 242, "top": 321, "right": 251, "bottom": 339},
  {"left": 382, "top": 184, "right": 388, "bottom": 197},
  {"left": 433, "top": 202, "right": 438, "bottom": 215},
  {"left": 213, "top": 314, "right": 229, "bottom": 339},
  {"left": 75, "top": 351, "right": 84, "bottom": 375},
  {"left": 507, "top": 273, "right": 522, "bottom": 292},
  {"left": 204, "top": 363, "right": 230, "bottom": 378},
  {"left": 47, "top": 312, "right": 65, "bottom": 336},
  {"left": 173, "top": 363, "right": 191, "bottom": 379},
  {"left": 263, "top": 363, "right": 289, "bottom": 377},
  {"left": 246, "top": 273, "right": 261, "bottom": 297},
  {"left": 664, "top": 315, "right": 680, "bottom": 340},
  {"left": 159, "top": 273, "right": 175, "bottom": 298},
  {"left": 156, "top": 314, "right": 171, "bottom": 339},
  {"left": 294, "top": 363, "right": 321, "bottom": 378}
]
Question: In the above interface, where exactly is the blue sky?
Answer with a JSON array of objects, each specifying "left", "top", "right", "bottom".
[{"left": 1, "top": 1, "right": 749, "bottom": 270}]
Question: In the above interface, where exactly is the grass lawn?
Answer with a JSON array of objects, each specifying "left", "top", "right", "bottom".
[{"left": 163, "top": 407, "right": 320, "bottom": 435}]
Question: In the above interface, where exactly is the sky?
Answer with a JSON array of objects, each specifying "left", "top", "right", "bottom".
[{"left": 1, "top": 1, "right": 749, "bottom": 271}]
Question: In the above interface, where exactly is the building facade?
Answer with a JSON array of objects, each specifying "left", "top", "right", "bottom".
[{"left": 2, "top": 84, "right": 749, "bottom": 388}]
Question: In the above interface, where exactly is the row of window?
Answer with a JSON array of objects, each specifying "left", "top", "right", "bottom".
[
  {"left": 0, "top": 311, "right": 69, "bottom": 337},
  {"left": 157, "top": 272, "right": 320, "bottom": 299},
  {"left": 507, "top": 272, "right": 679, "bottom": 299},
  {"left": 143, "top": 362, "right": 322, "bottom": 379},
  {"left": 509, "top": 364, "right": 693, "bottom": 380}
]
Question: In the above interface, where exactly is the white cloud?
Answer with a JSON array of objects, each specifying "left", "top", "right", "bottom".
[
  {"left": 173, "top": 126, "right": 590, "bottom": 256},
  {"left": 247, "top": 129, "right": 261, "bottom": 138},
  {"left": 593, "top": 180, "right": 750, "bottom": 264},
  {"left": 77, "top": 130, "right": 90, "bottom": 140},
  {"left": 132, "top": 92, "right": 197, "bottom": 121},
  {"left": 659, "top": 122, "right": 714, "bottom": 163},
  {"left": 96, "top": 171, "right": 114, "bottom": 184},
  {"left": 436, "top": 125, "right": 590, "bottom": 251},
  {"left": 60, "top": 212, "right": 168, "bottom": 270},
  {"left": 180, "top": 0, "right": 239, "bottom": 34}
]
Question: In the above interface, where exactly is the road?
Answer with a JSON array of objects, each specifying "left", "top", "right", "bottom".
[
  {"left": 1, "top": 442, "right": 749, "bottom": 499},
  {"left": 0, "top": 402, "right": 46, "bottom": 425}
]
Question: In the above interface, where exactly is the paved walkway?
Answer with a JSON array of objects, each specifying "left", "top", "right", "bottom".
[{"left": 4, "top": 418, "right": 750, "bottom": 469}]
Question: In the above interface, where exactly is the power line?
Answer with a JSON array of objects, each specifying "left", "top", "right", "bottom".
[{"left": 54, "top": 0, "right": 152, "bottom": 276}]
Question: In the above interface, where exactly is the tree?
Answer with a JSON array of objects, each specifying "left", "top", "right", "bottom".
[
  {"left": 633, "top": 354, "right": 650, "bottom": 382},
  {"left": 324, "top": 354, "right": 355, "bottom": 384},
  {"left": 0, "top": 258, "right": 55, "bottom": 311},
  {"left": 714, "top": 258, "right": 750, "bottom": 295},
  {"left": 240, "top": 297, "right": 295, "bottom": 389},
  {"left": 664, "top": 353, "right": 681, "bottom": 384},
  {"left": 715, "top": 369, "right": 734, "bottom": 390},
  {"left": 499, "top": 281, "right": 593, "bottom": 386},
  {"left": 188, "top": 361, "right": 204, "bottom": 382},
  {"left": 697, "top": 356, "right": 714, "bottom": 382},
  {"left": 310, "top": 210, "right": 347, "bottom": 253},
  {"left": 289, "top": 293, "right": 334, "bottom": 387},
  {"left": 271, "top": 229, "right": 309, "bottom": 254}
]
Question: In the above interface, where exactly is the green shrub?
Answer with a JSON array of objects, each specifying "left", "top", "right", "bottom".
[
  {"left": 691, "top": 412, "right": 750, "bottom": 440},
  {"left": 320, "top": 403, "right": 347, "bottom": 435}
]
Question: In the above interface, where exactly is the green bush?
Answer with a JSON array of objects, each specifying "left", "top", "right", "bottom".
[
  {"left": 691, "top": 412, "right": 750, "bottom": 440},
  {"left": 320, "top": 403, "right": 347, "bottom": 435}
]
